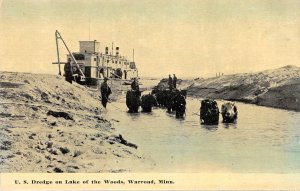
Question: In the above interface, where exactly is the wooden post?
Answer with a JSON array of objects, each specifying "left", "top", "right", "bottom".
[{"left": 55, "top": 31, "right": 61, "bottom": 75}]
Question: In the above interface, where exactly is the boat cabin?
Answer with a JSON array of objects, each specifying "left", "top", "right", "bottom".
[{"left": 67, "top": 40, "right": 138, "bottom": 84}]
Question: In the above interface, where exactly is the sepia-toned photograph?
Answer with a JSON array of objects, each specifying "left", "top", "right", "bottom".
[{"left": 1, "top": 0, "right": 300, "bottom": 189}]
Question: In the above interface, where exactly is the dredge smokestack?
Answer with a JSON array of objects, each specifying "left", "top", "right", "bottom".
[{"left": 116, "top": 47, "right": 119, "bottom": 56}]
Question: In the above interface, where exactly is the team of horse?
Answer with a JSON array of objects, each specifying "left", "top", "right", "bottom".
[
  {"left": 125, "top": 88, "right": 187, "bottom": 118},
  {"left": 200, "top": 99, "right": 238, "bottom": 124},
  {"left": 125, "top": 87, "right": 238, "bottom": 124},
  {"left": 152, "top": 88, "right": 187, "bottom": 118}
]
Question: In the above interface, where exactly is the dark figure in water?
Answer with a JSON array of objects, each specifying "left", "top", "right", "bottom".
[
  {"left": 100, "top": 77, "right": 112, "bottom": 108},
  {"left": 126, "top": 90, "right": 141, "bottom": 113},
  {"left": 173, "top": 91, "right": 186, "bottom": 118},
  {"left": 200, "top": 99, "right": 219, "bottom": 125},
  {"left": 141, "top": 93, "right": 158, "bottom": 112},
  {"left": 166, "top": 90, "right": 175, "bottom": 112},
  {"left": 166, "top": 90, "right": 187, "bottom": 118},
  {"left": 152, "top": 89, "right": 186, "bottom": 110},
  {"left": 173, "top": 74, "right": 177, "bottom": 89},
  {"left": 131, "top": 78, "right": 140, "bottom": 91},
  {"left": 64, "top": 58, "right": 73, "bottom": 84},
  {"left": 168, "top": 74, "right": 173, "bottom": 90}
]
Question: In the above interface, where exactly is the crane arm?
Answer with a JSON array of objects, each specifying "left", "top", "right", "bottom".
[{"left": 55, "top": 30, "right": 85, "bottom": 79}]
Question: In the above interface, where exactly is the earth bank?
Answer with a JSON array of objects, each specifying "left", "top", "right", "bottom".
[
  {"left": 0, "top": 72, "right": 153, "bottom": 173},
  {"left": 156, "top": 65, "right": 300, "bottom": 111}
]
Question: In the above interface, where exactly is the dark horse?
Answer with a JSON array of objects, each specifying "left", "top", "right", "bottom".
[
  {"left": 151, "top": 89, "right": 170, "bottom": 107},
  {"left": 126, "top": 90, "right": 141, "bottom": 113},
  {"left": 172, "top": 91, "right": 187, "bottom": 118},
  {"left": 141, "top": 93, "right": 158, "bottom": 112},
  {"left": 152, "top": 88, "right": 187, "bottom": 118},
  {"left": 200, "top": 99, "right": 219, "bottom": 125},
  {"left": 166, "top": 90, "right": 187, "bottom": 113}
]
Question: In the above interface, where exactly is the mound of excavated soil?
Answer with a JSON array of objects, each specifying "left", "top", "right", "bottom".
[
  {"left": 257, "top": 77, "right": 300, "bottom": 111},
  {"left": 156, "top": 65, "right": 300, "bottom": 111},
  {"left": 0, "top": 72, "right": 152, "bottom": 172}
]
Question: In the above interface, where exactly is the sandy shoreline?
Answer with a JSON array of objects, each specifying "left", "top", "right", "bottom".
[{"left": 0, "top": 72, "right": 154, "bottom": 173}]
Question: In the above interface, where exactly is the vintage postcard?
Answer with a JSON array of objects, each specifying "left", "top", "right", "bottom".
[{"left": 1, "top": 0, "right": 300, "bottom": 190}]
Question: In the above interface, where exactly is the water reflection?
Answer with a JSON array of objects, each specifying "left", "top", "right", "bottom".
[
  {"left": 126, "top": 112, "right": 141, "bottom": 122},
  {"left": 221, "top": 122, "right": 237, "bottom": 129},
  {"left": 201, "top": 124, "right": 218, "bottom": 131}
]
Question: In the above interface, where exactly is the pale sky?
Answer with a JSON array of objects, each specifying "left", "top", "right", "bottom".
[{"left": 0, "top": 0, "right": 300, "bottom": 78}]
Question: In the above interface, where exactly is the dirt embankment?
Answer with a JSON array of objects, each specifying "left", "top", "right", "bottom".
[
  {"left": 0, "top": 72, "right": 152, "bottom": 173},
  {"left": 157, "top": 65, "right": 300, "bottom": 111}
]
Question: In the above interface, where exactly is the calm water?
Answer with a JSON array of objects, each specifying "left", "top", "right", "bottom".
[{"left": 103, "top": 80, "right": 300, "bottom": 173}]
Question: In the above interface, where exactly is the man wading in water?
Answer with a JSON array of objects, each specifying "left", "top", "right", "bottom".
[{"left": 100, "top": 77, "right": 112, "bottom": 108}]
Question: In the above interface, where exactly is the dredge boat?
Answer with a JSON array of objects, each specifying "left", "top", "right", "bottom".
[{"left": 52, "top": 30, "right": 138, "bottom": 85}]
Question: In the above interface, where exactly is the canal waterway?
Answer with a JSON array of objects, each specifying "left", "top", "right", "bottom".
[{"left": 104, "top": 79, "right": 300, "bottom": 173}]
